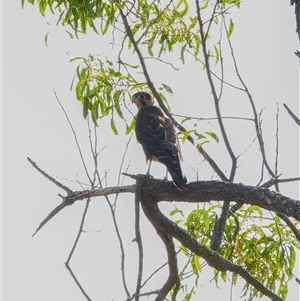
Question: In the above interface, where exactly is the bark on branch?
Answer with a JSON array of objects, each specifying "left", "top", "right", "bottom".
[
  {"left": 137, "top": 176, "right": 286, "bottom": 301},
  {"left": 30, "top": 156, "right": 300, "bottom": 236}
]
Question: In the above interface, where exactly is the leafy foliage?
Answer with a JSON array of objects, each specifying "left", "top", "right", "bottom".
[
  {"left": 178, "top": 205, "right": 300, "bottom": 300},
  {"left": 23, "top": 0, "right": 237, "bottom": 124}
]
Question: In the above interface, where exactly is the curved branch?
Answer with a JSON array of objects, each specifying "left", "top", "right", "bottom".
[
  {"left": 137, "top": 177, "right": 285, "bottom": 301},
  {"left": 135, "top": 179, "right": 180, "bottom": 301}
]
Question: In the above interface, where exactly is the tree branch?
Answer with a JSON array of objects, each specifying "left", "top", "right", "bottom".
[
  {"left": 134, "top": 179, "right": 144, "bottom": 301},
  {"left": 30, "top": 162, "right": 300, "bottom": 236},
  {"left": 284, "top": 103, "right": 300, "bottom": 126},
  {"left": 196, "top": 1, "right": 237, "bottom": 181},
  {"left": 136, "top": 176, "right": 285, "bottom": 301}
]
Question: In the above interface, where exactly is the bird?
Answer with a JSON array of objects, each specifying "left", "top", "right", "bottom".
[{"left": 131, "top": 91, "right": 188, "bottom": 191}]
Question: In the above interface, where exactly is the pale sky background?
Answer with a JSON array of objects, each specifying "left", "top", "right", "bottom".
[{"left": 2, "top": 1, "right": 300, "bottom": 301}]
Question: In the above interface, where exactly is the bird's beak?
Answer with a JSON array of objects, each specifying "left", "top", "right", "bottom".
[{"left": 131, "top": 95, "right": 138, "bottom": 103}]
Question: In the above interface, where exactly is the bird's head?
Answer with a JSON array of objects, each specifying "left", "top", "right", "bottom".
[{"left": 131, "top": 92, "right": 154, "bottom": 109}]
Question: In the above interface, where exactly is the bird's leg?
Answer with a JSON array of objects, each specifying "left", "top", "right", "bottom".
[
  {"left": 164, "top": 167, "right": 169, "bottom": 181},
  {"left": 146, "top": 160, "right": 154, "bottom": 178}
]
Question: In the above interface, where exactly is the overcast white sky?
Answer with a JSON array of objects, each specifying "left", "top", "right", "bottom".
[{"left": 2, "top": 1, "right": 300, "bottom": 301}]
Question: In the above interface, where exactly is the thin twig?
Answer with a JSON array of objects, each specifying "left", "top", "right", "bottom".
[
  {"left": 284, "top": 103, "right": 300, "bottom": 126},
  {"left": 260, "top": 176, "right": 300, "bottom": 188},
  {"left": 27, "top": 157, "right": 72, "bottom": 194},
  {"left": 141, "top": 262, "right": 168, "bottom": 289},
  {"left": 224, "top": 24, "right": 276, "bottom": 180},
  {"left": 275, "top": 103, "right": 280, "bottom": 179},
  {"left": 196, "top": 4, "right": 237, "bottom": 182},
  {"left": 172, "top": 114, "right": 254, "bottom": 122},
  {"left": 65, "top": 199, "right": 92, "bottom": 301},
  {"left": 53, "top": 89, "right": 93, "bottom": 185}
]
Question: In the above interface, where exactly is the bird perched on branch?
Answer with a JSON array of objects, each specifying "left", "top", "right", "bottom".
[{"left": 131, "top": 91, "right": 188, "bottom": 191}]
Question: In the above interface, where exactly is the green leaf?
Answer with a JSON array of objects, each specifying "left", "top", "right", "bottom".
[
  {"left": 162, "top": 83, "right": 173, "bottom": 94},
  {"left": 205, "top": 131, "right": 219, "bottom": 143},
  {"left": 287, "top": 246, "right": 296, "bottom": 276},
  {"left": 227, "top": 18, "right": 234, "bottom": 40},
  {"left": 158, "top": 41, "right": 165, "bottom": 58},
  {"left": 147, "top": 43, "right": 154, "bottom": 56},
  {"left": 243, "top": 205, "right": 263, "bottom": 220},
  {"left": 175, "top": 0, "right": 189, "bottom": 16},
  {"left": 83, "top": 0, "right": 95, "bottom": 18},
  {"left": 169, "top": 209, "right": 183, "bottom": 216},
  {"left": 39, "top": 0, "right": 47, "bottom": 16},
  {"left": 181, "top": 117, "right": 191, "bottom": 124},
  {"left": 110, "top": 118, "right": 118, "bottom": 135},
  {"left": 180, "top": 43, "right": 187, "bottom": 64},
  {"left": 83, "top": 97, "right": 89, "bottom": 118},
  {"left": 194, "top": 131, "right": 206, "bottom": 140},
  {"left": 221, "top": 271, "right": 227, "bottom": 282},
  {"left": 115, "top": 104, "right": 124, "bottom": 120},
  {"left": 181, "top": 244, "right": 189, "bottom": 257},
  {"left": 120, "top": 61, "right": 139, "bottom": 69},
  {"left": 125, "top": 119, "right": 136, "bottom": 135},
  {"left": 180, "top": 130, "right": 192, "bottom": 143},
  {"left": 214, "top": 44, "right": 219, "bottom": 65},
  {"left": 44, "top": 31, "right": 49, "bottom": 47},
  {"left": 69, "top": 56, "right": 84, "bottom": 63},
  {"left": 65, "top": 30, "right": 74, "bottom": 39},
  {"left": 200, "top": 0, "right": 210, "bottom": 9},
  {"left": 193, "top": 255, "right": 202, "bottom": 272}
]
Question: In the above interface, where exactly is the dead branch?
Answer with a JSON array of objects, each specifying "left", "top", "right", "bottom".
[
  {"left": 29, "top": 157, "right": 135, "bottom": 236},
  {"left": 27, "top": 157, "right": 72, "bottom": 194}
]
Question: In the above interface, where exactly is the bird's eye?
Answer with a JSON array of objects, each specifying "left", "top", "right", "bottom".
[{"left": 139, "top": 94, "right": 145, "bottom": 99}]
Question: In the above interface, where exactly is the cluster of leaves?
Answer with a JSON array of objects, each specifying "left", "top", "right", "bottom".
[
  {"left": 22, "top": 0, "right": 238, "bottom": 125},
  {"left": 22, "top": 0, "right": 118, "bottom": 37},
  {"left": 129, "top": 0, "right": 201, "bottom": 61},
  {"left": 72, "top": 54, "right": 176, "bottom": 133},
  {"left": 173, "top": 205, "right": 299, "bottom": 300},
  {"left": 71, "top": 54, "right": 145, "bottom": 132}
]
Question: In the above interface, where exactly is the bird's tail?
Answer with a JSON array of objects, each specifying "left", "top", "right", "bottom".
[
  {"left": 171, "top": 172, "right": 188, "bottom": 191},
  {"left": 165, "top": 161, "right": 188, "bottom": 191}
]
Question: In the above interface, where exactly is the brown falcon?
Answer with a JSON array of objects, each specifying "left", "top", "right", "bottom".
[{"left": 132, "top": 91, "right": 188, "bottom": 191}]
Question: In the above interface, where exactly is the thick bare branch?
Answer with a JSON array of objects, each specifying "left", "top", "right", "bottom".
[
  {"left": 137, "top": 176, "right": 285, "bottom": 301},
  {"left": 31, "top": 164, "right": 300, "bottom": 236}
]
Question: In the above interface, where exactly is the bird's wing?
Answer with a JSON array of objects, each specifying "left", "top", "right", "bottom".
[
  {"left": 163, "top": 116, "right": 183, "bottom": 162},
  {"left": 136, "top": 106, "right": 181, "bottom": 162}
]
